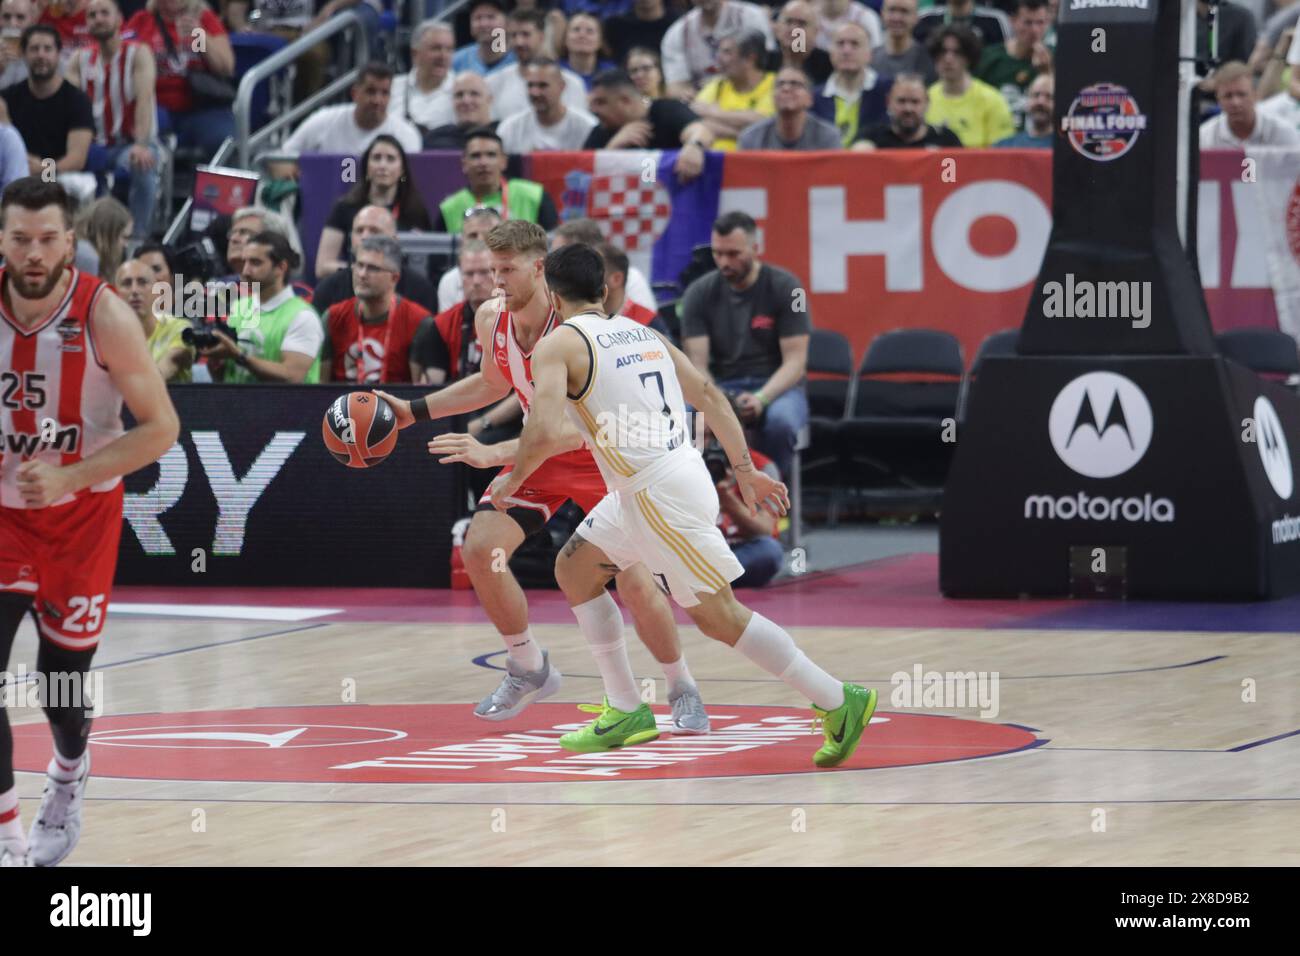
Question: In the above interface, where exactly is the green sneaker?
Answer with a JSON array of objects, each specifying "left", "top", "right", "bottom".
[
  {"left": 812, "top": 684, "right": 877, "bottom": 768},
  {"left": 558, "top": 698, "right": 660, "bottom": 753}
]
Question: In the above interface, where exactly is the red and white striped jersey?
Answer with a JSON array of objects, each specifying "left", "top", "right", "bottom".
[
  {"left": 0, "top": 267, "right": 123, "bottom": 509},
  {"left": 75, "top": 41, "right": 147, "bottom": 146},
  {"left": 490, "top": 303, "right": 594, "bottom": 469}
]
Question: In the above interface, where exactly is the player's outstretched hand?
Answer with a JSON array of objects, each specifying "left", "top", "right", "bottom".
[
  {"left": 16, "top": 460, "right": 75, "bottom": 508},
  {"left": 735, "top": 468, "right": 790, "bottom": 519},
  {"left": 373, "top": 389, "right": 414, "bottom": 429},
  {"left": 429, "top": 432, "right": 501, "bottom": 468}
]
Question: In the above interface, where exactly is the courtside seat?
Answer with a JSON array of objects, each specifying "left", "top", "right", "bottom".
[
  {"left": 1215, "top": 329, "right": 1300, "bottom": 389},
  {"left": 956, "top": 327, "right": 1019, "bottom": 425}
]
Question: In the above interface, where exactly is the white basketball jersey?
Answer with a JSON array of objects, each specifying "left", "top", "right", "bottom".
[{"left": 563, "top": 311, "right": 692, "bottom": 491}]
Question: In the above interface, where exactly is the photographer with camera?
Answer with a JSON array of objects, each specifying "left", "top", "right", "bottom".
[
  {"left": 702, "top": 395, "right": 786, "bottom": 589},
  {"left": 198, "top": 230, "right": 323, "bottom": 384}
]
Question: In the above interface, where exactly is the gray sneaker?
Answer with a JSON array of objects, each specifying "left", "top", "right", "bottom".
[
  {"left": 474, "top": 651, "right": 563, "bottom": 721},
  {"left": 669, "top": 683, "right": 710, "bottom": 734},
  {"left": 28, "top": 751, "right": 90, "bottom": 867}
]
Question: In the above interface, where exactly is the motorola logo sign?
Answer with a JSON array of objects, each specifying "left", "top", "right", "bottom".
[
  {"left": 1254, "top": 396, "right": 1293, "bottom": 500},
  {"left": 1027, "top": 372, "right": 1173, "bottom": 523},
  {"left": 1048, "top": 372, "right": 1153, "bottom": 478}
]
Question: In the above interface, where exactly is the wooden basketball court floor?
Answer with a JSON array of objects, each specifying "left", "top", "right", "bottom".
[{"left": 6, "top": 553, "right": 1299, "bottom": 866}]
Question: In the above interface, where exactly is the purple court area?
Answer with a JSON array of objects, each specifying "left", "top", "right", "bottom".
[{"left": 114, "top": 554, "right": 1300, "bottom": 633}]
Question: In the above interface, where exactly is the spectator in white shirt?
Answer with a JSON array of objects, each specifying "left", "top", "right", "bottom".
[
  {"left": 497, "top": 59, "right": 598, "bottom": 153},
  {"left": 437, "top": 205, "right": 501, "bottom": 312},
  {"left": 661, "top": 0, "right": 775, "bottom": 100},
  {"left": 390, "top": 20, "right": 457, "bottom": 135},
  {"left": 1260, "top": 70, "right": 1300, "bottom": 136},
  {"left": 816, "top": 0, "right": 882, "bottom": 51},
  {"left": 1200, "top": 60, "right": 1300, "bottom": 148},
  {"left": 488, "top": 8, "right": 587, "bottom": 120},
  {"left": 271, "top": 62, "right": 422, "bottom": 180}
]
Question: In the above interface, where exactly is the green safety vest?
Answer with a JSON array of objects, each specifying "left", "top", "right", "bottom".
[
  {"left": 439, "top": 179, "right": 545, "bottom": 234},
  {"left": 223, "top": 290, "right": 321, "bottom": 384}
]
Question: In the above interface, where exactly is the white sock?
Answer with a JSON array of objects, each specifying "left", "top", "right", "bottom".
[
  {"left": 47, "top": 745, "right": 84, "bottom": 784},
  {"left": 571, "top": 592, "right": 641, "bottom": 712},
  {"left": 735, "top": 612, "right": 845, "bottom": 711},
  {"left": 662, "top": 655, "right": 696, "bottom": 692},
  {"left": 0, "top": 786, "right": 24, "bottom": 850},
  {"left": 502, "top": 627, "right": 545, "bottom": 672}
]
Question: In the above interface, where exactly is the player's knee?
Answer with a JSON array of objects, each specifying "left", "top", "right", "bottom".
[
  {"left": 462, "top": 529, "right": 506, "bottom": 577},
  {"left": 614, "top": 570, "right": 656, "bottom": 611}
]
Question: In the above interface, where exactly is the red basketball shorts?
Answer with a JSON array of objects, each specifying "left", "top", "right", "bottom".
[{"left": 0, "top": 484, "right": 124, "bottom": 651}]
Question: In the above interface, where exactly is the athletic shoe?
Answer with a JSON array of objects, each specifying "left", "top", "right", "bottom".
[
  {"left": 28, "top": 751, "right": 90, "bottom": 867},
  {"left": 811, "top": 684, "right": 877, "bottom": 768},
  {"left": 668, "top": 683, "right": 710, "bottom": 734},
  {"left": 474, "top": 651, "right": 563, "bottom": 721},
  {"left": 0, "top": 841, "right": 31, "bottom": 867},
  {"left": 559, "top": 698, "right": 660, "bottom": 752}
]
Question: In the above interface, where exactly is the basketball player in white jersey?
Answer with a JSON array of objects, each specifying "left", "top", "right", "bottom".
[
  {"left": 0, "top": 178, "right": 179, "bottom": 866},
  {"left": 490, "top": 244, "right": 877, "bottom": 764},
  {"left": 377, "top": 220, "right": 711, "bottom": 732}
]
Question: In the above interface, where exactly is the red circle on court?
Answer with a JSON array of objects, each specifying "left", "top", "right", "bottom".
[{"left": 13, "top": 704, "right": 1042, "bottom": 783}]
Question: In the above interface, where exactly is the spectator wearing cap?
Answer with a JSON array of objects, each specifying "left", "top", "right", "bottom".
[
  {"left": 692, "top": 31, "right": 777, "bottom": 151},
  {"left": 452, "top": 0, "right": 516, "bottom": 77},
  {"left": 313, "top": 204, "right": 438, "bottom": 316},
  {"left": 740, "top": 67, "right": 843, "bottom": 149},
  {"left": 430, "top": 129, "right": 559, "bottom": 233},
  {"left": 202, "top": 231, "right": 324, "bottom": 384},
  {"left": 423, "top": 72, "right": 499, "bottom": 151},
  {"left": 661, "top": 0, "right": 775, "bottom": 100},
  {"left": 872, "top": 0, "right": 935, "bottom": 84},
  {"left": 488, "top": 8, "right": 587, "bottom": 121},
  {"left": 679, "top": 210, "right": 810, "bottom": 481},
  {"left": 414, "top": 238, "right": 497, "bottom": 385},
  {"left": 853, "top": 72, "right": 962, "bottom": 148},
  {"left": 323, "top": 235, "right": 432, "bottom": 384},
  {"left": 924, "top": 25, "right": 1014, "bottom": 147},
  {"left": 497, "top": 59, "right": 598, "bottom": 153},
  {"left": 768, "top": 2, "right": 833, "bottom": 86},
  {"left": 813, "top": 21, "right": 891, "bottom": 146},
  {"left": 121, "top": 0, "right": 235, "bottom": 157}
]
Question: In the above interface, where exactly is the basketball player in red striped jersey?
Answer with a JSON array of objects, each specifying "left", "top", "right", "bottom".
[
  {"left": 65, "top": 0, "right": 160, "bottom": 240},
  {"left": 0, "top": 179, "right": 179, "bottom": 867},
  {"left": 378, "top": 220, "right": 710, "bottom": 732}
]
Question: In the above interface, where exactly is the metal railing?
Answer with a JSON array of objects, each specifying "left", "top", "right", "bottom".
[{"left": 409, "top": 0, "right": 474, "bottom": 35}]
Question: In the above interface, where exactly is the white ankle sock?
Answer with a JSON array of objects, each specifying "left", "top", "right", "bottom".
[
  {"left": 48, "top": 745, "right": 84, "bottom": 784},
  {"left": 502, "top": 627, "right": 545, "bottom": 672},
  {"left": 735, "top": 612, "right": 845, "bottom": 711},
  {"left": 0, "top": 786, "right": 24, "bottom": 849},
  {"left": 662, "top": 655, "right": 696, "bottom": 692},
  {"left": 571, "top": 592, "right": 641, "bottom": 712}
]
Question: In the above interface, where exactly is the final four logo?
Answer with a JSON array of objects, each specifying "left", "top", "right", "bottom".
[{"left": 1061, "top": 83, "right": 1148, "bottom": 162}]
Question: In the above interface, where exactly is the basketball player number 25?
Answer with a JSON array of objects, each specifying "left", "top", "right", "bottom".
[
  {"left": 64, "top": 595, "right": 105, "bottom": 634},
  {"left": 0, "top": 371, "right": 46, "bottom": 410}
]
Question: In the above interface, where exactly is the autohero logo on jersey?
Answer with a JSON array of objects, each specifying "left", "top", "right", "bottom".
[
  {"left": 50, "top": 886, "right": 151, "bottom": 936},
  {"left": 1026, "top": 372, "right": 1174, "bottom": 523}
]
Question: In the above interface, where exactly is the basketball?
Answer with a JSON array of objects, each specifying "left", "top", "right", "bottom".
[{"left": 322, "top": 391, "right": 398, "bottom": 468}]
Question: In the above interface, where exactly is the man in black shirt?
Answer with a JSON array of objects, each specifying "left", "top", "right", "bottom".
[
  {"left": 312, "top": 205, "right": 438, "bottom": 316},
  {"left": 584, "top": 69, "right": 714, "bottom": 182},
  {"left": 0, "top": 25, "right": 93, "bottom": 188},
  {"left": 606, "top": 0, "right": 679, "bottom": 63},
  {"left": 854, "top": 73, "right": 962, "bottom": 148}
]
